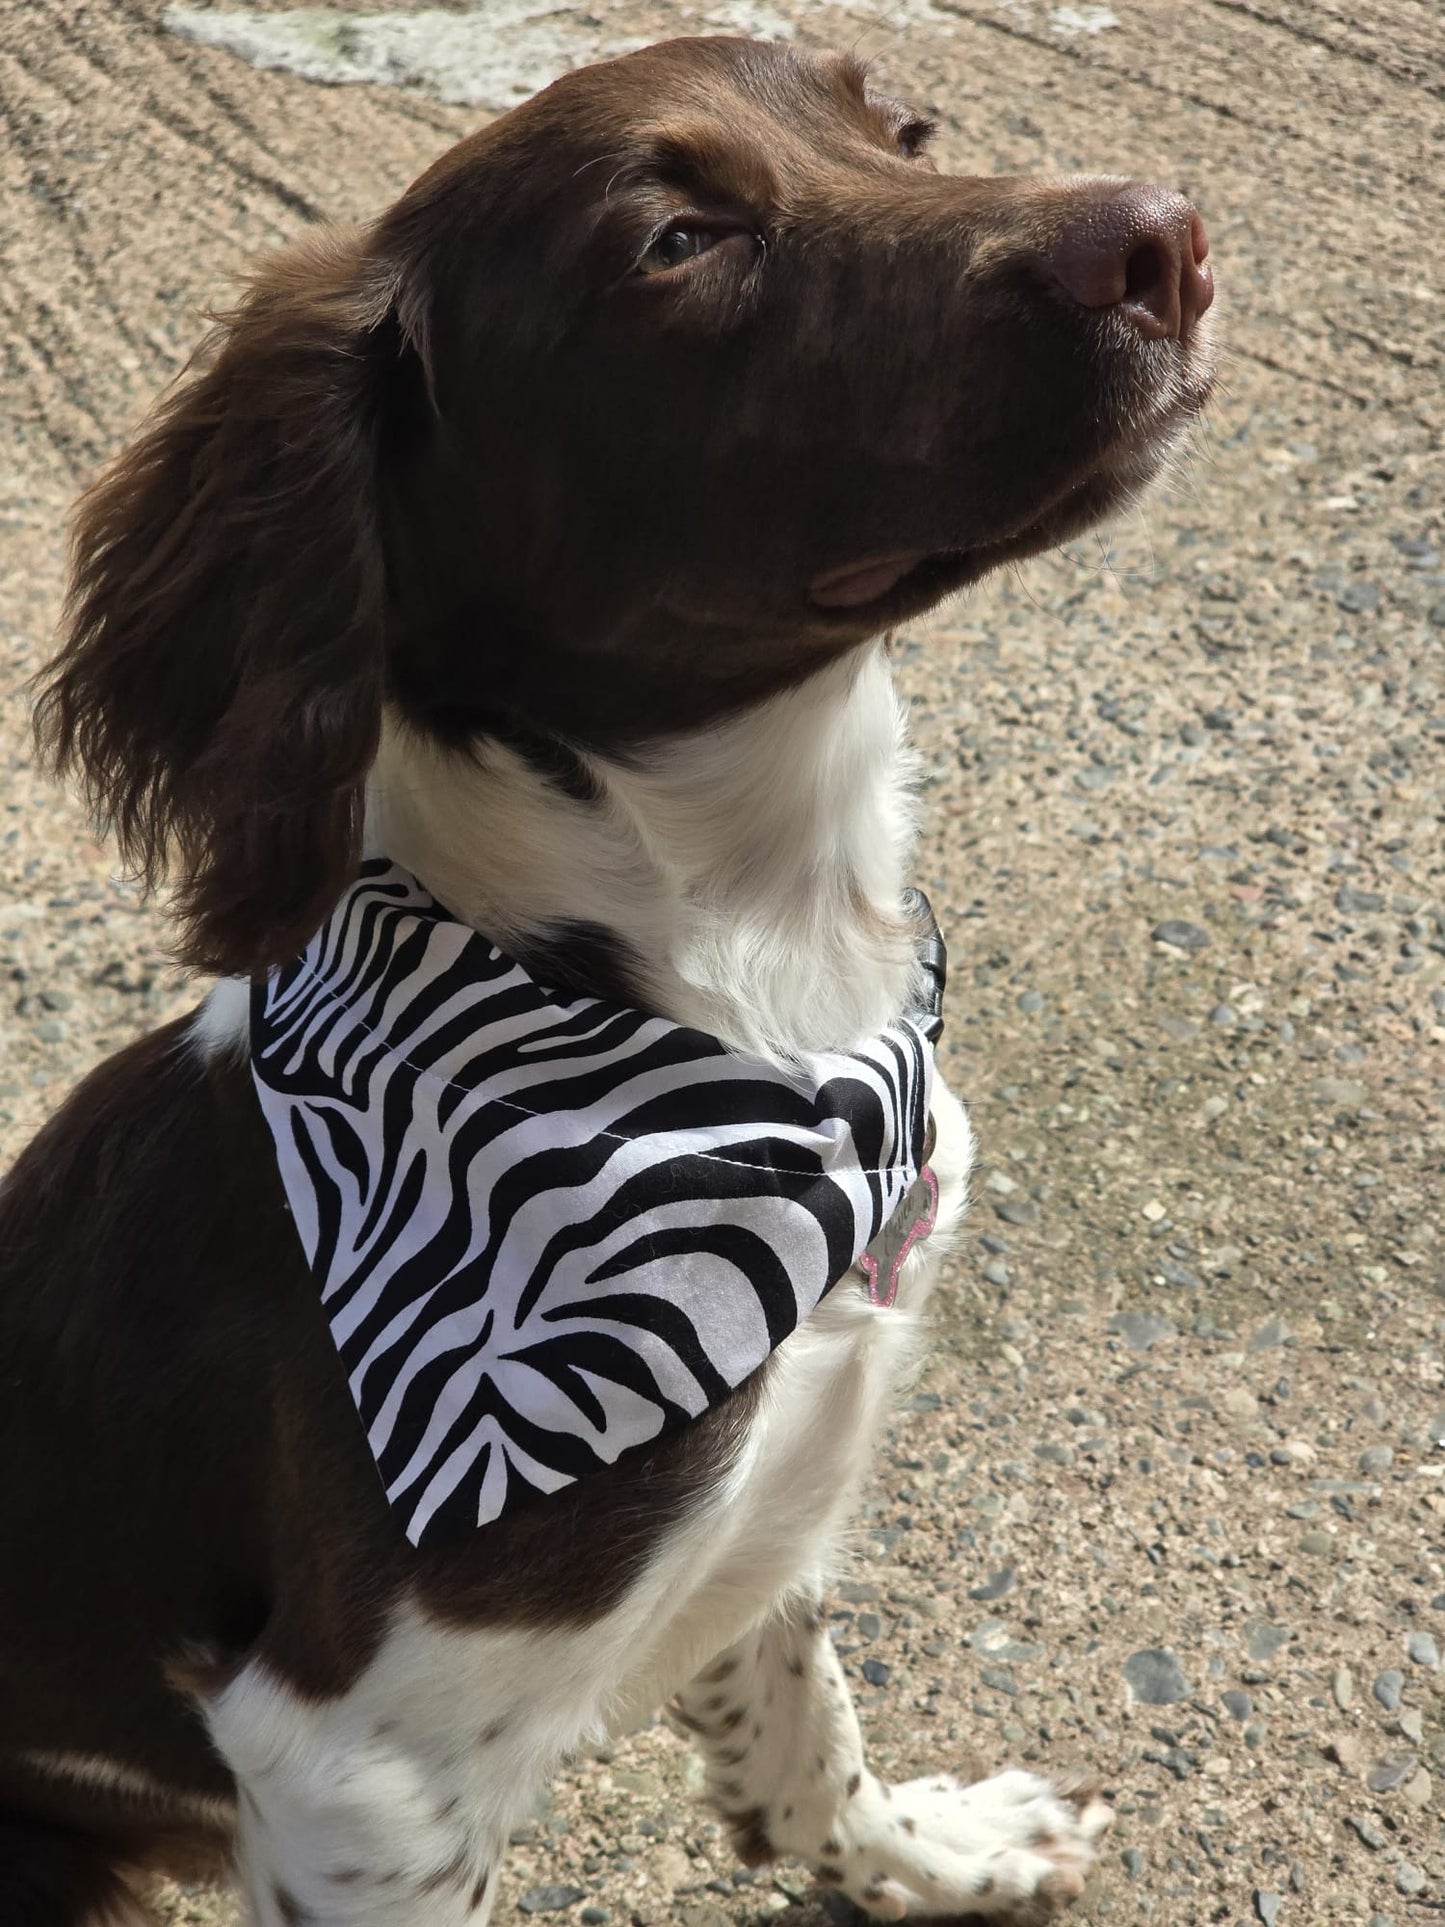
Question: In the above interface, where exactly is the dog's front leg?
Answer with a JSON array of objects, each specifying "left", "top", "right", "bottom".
[
  {"left": 675, "top": 1600, "right": 1110, "bottom": 1921},
  {"left": 228, "top": 1768, "right": 506, "bottom": 1927},
  {"left": 224, "top": 1737, "right": 512, "bottom": 1927},
  {"left": 198, "top": 1619, "right": 582, "bottom": 1927}
]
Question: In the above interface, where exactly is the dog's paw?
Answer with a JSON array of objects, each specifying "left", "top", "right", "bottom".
[{"left": 816, "top": 1768, "right": 1110, "bottom": 1921}]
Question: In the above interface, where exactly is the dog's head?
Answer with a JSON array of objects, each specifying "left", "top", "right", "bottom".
[{"left": 37, "top": 37, "right": 1215, "bottom": 973}]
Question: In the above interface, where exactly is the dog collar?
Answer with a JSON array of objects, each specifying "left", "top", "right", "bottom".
[{"left": 251, "top": 860, "right": 939, "bottom": 1547}]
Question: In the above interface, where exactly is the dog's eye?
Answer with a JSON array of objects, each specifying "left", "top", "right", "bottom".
[
  {"left": 897, "top": 118, "right": 938, "bottom": 161},
  {"left": 639, "top": 226, "right": 723, "bottom": 274}
]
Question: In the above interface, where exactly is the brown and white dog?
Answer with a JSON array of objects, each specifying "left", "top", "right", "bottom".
[{"left": 1, "top": 36, "right": 1214, "bottom": 1927}]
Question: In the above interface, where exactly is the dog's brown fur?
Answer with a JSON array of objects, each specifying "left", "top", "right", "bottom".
[{"left": 9, "top": 35, "right": 1212, "bottom": 1919}]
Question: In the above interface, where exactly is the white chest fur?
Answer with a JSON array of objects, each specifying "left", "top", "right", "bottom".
[{"left": 368, "top": 645, "right": 923, "bottom": 1062}]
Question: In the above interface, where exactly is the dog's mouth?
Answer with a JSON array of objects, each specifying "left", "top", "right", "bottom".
[
  {"left": 807, "top": 382, "right": 1210, "bottom": 620},
  {"left": 806, "top": 471, "right": 1125, "bottom": 616},
  {"left": 810, "top": 552, "right": 930, "bottom": 609},
  {"left": 806, "top": 466, "right": 1138, "bottom": 615}
]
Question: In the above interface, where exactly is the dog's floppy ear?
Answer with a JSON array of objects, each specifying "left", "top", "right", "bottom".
[{"left": 35, "top": 228, "right": 415, "bottom": 976}]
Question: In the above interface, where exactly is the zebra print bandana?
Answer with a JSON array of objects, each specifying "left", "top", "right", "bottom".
[{"left": 252, "top": 860, "right": 935, "bottom": 1548}]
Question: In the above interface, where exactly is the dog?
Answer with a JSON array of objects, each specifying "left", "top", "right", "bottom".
[{"left": 1, "top": 34, "right": 1214, "bottom": 1927}]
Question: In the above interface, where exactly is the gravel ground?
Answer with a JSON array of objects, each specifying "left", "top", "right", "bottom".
[{"left": 2, "top": 2, "right": 1442, "bottom": 1924}]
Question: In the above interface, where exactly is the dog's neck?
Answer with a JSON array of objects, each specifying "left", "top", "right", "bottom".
[{"left": 368, "top": 644, "right": 920, "bottom": 1060}]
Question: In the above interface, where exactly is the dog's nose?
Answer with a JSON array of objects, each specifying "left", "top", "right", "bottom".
[{"left": 1047, "top": 185, "right": 1213, "bottom": 344}]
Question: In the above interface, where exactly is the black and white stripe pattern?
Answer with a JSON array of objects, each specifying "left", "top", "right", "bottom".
[{"left": 252, "top": 861, "right": 933, "bottom": 1547}]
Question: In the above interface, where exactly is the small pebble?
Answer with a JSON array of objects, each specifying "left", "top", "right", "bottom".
[
  {"left": 1247, "top": 1623, "right": 1291, "bottom": 1663},
  {"left": 518, "top": 1887, "right": 587, "bottom": 1915},
  {"left": 992, "top": 1196, "right": 1040, "bottom": 1228},
  {"left": 861, "top": 1659, "right": 891, "bottom": 1687},
  {"left": 968, "top": 1566, "right": 1016, "bottom": 1603},
  {"left": 1373, "top": 1669, "right": 1405, "bottom": 1712},
  {"left": 967, "top": 1619, "right": 1043, "bottom": 1663},
  {"left": 1365, "top": 1755, "right": 1417, "bottom": 1794},
  {"left": 1337, "top": 580, "right": 1379, "bottom": 613},
  {"left": 1394, "top": 1864, "right": 1425, "bottom": 1897},
  {"left": 1358, "top": 1446, "right": 1393, "bottom": 1476},
  {"left": 1122, "top": 1847, "right": 1145, "bottom": 1880},
  {"left": 1123, "top": 1648, "right": 1191, "bottom": 1705},
  {"left": 1347, "top": 1815, "right": 1387, "bottom": 1850},
  {"left": 1255, "top": 1893, "right": 1282, "bottom": 1927},
  {"left": 1311, "top": 1075, "right": 1368, "bottom": 1110},
  {"left": 1221, "top": 1689, "right": 1252, "bottom": 1721},
  {"left": 1407, "top": 1632, "right": 1439, "bottom": 1669},
  {"left": 1402, "top": 1767, "right": 1432, "bottom": 1808},
  {"left": 1152, "top": 919, "right": 1211, "bottom": 952},
  {"left": 1332, "top": 1666, "right": 1354, "bottom": 1710},
  {"left": 1108, "top": 1311, "right": 1178, "bottom": 1351}
]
